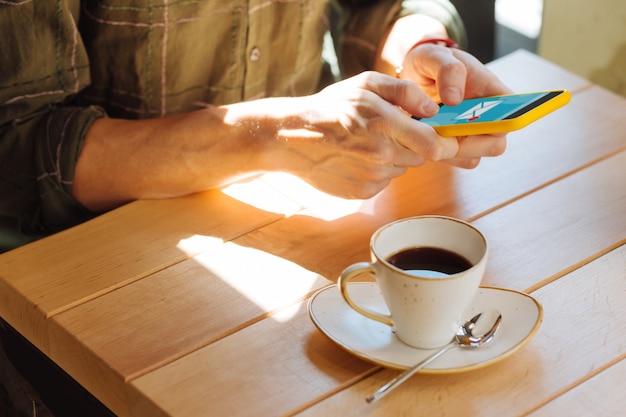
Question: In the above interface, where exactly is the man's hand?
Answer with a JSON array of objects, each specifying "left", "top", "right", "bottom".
[{"left": 400, "top": 44, "right": 513, "bottom": 105}]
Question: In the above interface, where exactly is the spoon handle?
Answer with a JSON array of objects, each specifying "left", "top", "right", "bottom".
[{"left": 366, "top": 343, "right": 457, "bottom": 404}]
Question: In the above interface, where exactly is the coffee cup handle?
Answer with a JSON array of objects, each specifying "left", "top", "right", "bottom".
[{"left": 338, "top": 262, "right": 393, "bottom": 327}]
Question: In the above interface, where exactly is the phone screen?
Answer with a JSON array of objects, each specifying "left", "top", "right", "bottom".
[{"left": 417, "top": 91, "right": 562, "bottom": 127}]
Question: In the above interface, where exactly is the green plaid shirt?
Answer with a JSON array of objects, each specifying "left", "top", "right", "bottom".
[{"left": 0, "top": 0, "right": 465, "bottom": 252}]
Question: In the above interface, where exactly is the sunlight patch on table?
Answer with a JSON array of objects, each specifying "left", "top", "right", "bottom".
[
  {"left": 221, "top": 174, "right": 301, "bottom": 216},
  {"left": 222, "top": 172, "right": 368, "bottom": 221},
  {"left": 176, "top": 235, "right": 224, "bottom": 256},
  {"left": 177, "top": 238, "right": 331, "bottom": 322}
]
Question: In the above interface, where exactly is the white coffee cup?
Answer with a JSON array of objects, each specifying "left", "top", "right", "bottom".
[{"left": 338, "top": 216, "right": 488, "bottom": 349}]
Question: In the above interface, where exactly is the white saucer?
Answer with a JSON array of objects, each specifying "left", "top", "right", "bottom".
[{"left": 308, "top": 283, "right": 543, "bottom": 373}]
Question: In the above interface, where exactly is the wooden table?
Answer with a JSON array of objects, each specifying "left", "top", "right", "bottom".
[{"left": 1, "top": 50, "right": 625, "bottom": 417}]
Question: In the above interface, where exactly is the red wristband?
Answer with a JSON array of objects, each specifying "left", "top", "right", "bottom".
[{"left": 395, "top": 37, "right": 460, "bottom": 78}]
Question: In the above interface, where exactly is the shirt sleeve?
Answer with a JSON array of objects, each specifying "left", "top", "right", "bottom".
[
  {"left": 331, "top": 0, "right": 467, "bottom": 77},
  {"left": 0, "top": 2, "right": 105, "bottom": 251}
]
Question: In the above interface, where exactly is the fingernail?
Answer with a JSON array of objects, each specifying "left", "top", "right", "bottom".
[
  {"left": 423, "top": 100, "right": 439, "bottom": 115},
  {"left": 444, "top": 87, "right": 463, "bottom": 104}
]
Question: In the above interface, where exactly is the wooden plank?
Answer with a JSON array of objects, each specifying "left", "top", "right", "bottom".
[
  {"left": 48, "top": 241, "right": 332, "bottom": 417},
  {"left": 526, "top": 358, "right": 626, "bottom": 417},
  {"left": 487, "top": 49, "right": 591, "bottom": 93},
  {"left": 0, "top": 189, "right": 286, "bottom": 346},
  {"left": 0, "top": 279, "right": 50, "bottom": 354},
  {"left": 129, "top": 242, "right": 625, "bottom": 417},
  {"left": 128, "top": 299, "right": 375, "bottom": 417},
  {"left": 477, "top": 150, "right": 626, "bottom": 291}
]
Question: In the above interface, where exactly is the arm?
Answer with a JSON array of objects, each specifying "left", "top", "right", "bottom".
[{"left": 74, "top": 73, "right": 453, "bottom": 211}]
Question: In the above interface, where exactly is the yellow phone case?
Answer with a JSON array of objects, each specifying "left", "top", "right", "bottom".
[{"left": 432, "top": 90, "right": 571, "bottom": 137}]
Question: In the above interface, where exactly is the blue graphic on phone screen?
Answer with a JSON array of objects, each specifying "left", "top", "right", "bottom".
[{"left": 420, "top": 92, "right": 548, "bottom": 126}]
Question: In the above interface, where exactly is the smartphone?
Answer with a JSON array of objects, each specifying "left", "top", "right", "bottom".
[{"left": 415, "top": 90, "right": 571, "bottom": 136}]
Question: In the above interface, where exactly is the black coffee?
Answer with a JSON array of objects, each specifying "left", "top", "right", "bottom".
[{"left": 386, "top": 247, "right": 472, "bottom": 276}]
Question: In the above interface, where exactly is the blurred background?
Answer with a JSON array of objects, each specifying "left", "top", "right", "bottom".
[{"left": 455, "top": 0, "right": 625, "bottom": 97}]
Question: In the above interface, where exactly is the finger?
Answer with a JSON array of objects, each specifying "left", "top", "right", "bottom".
[
  {"left": 368, "top": 127, "right": 430, "bottom": 168},
  {"left": 393, "top": 115, "right": 460, "bottom": 161},
  {"left": 454, "top": 134, "right": 507, "bottom": 159},
  {"left": 348, "top": 100, "right": 430, "bottom": 167},
  {"left": 442, "top": 157, "right": 482, "bottom": 169},
  {"left": 405, "top": 45, "right": 467, "bottom": 106},
  {"left": 355, "top": 71, "right": 440, "bottom": 119},
  {"left": 448, "top": 50, "right": 513, "bottom": 98}
]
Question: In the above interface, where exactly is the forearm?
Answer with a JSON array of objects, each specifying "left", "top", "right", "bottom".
[
  {"left": 75, "top": 109, "right": 246, "bottom": 211},
  {"left": 72, "top": 98, "right": 317, "bottom": 212}
]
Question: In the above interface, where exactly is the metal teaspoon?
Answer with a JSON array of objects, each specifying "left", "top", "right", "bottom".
[{"left": 366, "top": 309, "right": 503, "bottom": 404}]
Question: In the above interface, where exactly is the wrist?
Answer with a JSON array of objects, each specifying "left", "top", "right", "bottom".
[
  {"left": 374, "top": 14, "right": 448, "bottom": 76},
  {"left": 223, "top": 97, "right": 318, "bottom": 173}
]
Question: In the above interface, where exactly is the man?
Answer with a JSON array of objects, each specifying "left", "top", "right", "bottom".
[{"left": 0, "top": 0, "right": 509, "bottom": 252}]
